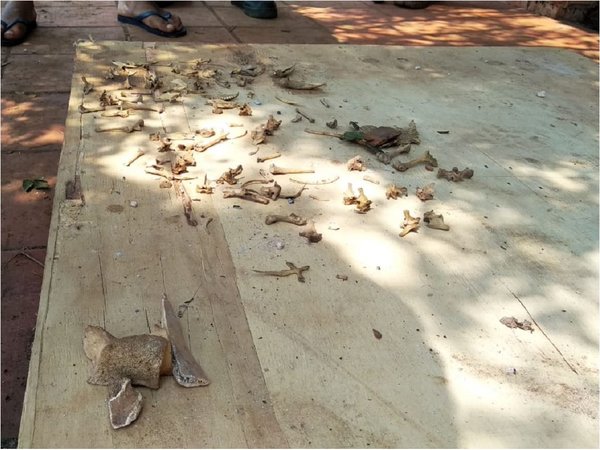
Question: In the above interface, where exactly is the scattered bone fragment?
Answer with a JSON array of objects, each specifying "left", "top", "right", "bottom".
[
  {"left": 162, "top": 295, "right": 211, "bottom": 387},
  {"left": 129, "top": 200, "right": 138, "bottom": 208},
  {"left": 386, "top": 184, "right": 407, "bottom": 200},
  {"left": 416, "top": 183, "right": 435, "bottom": 202},
  {"left": 299, "top": 221, "right": 322, "bottom": 243},
  {"left": 500, "top": 316, "right": 534, "bottom": 332},
  {"left": 392, "top": 150, "right": 437, "bottom": 172},
  {"left": 217, "top": 165, "right": 243, "bottom": 185},
  {"left": 120, "top": 101, "right": 164, "bottom": 114},
  {"left": 99, "top": 91, "right": 119, "bottom": 107},
  {"left": 194, "top": 131, "right": 229, "bottom": 153},
  {"left": 159, "top": 179, "right": 172, "bottom": 189},
  {"left": 124, "top": 149, "right": 145, "bottom": 167},
  {"left": 326, "top": 118, "right": 337, "bottom": 129},
  {"left": 172, "top": 179, "right": 198, "bottom": 226},
  {"left": 437, "top": 167, "right": 474, "bottom": 182},
  {"left": 320, "top": 98, "right": 330, "bottom": 108},
  {"left": 265, "top": 213, "right": 308, "bottom": 226},
  {"left": 157, "top": 136, "right": 173, "bottom": 152},
  {"left": 197, "top": 128, "right": 215, "bottom": 138},
  {"left": 347, "top": 155, "right": 367, "bottom": 171},
  {"left": 280, "top": 184, "right": 307, "bottom": 200},
  {"left": 79, "top": 104, "right": 105, "bottom": 114},
  {"left": 83, "top": 326, "right": 169, "bottom": 389},
  {"left": 144, "top": 166, "right": 196, "bottom": 181},
  {"left": 101, "top": 109, "right": 129, "bottom": 118},
  {"left": 277, "top": 78, "right": 326, "bottom": 90},
  {"left": 223, "top": 188, "right": 270, "bottom": 204},
  {"left": 171, "top": 155, "right": 189, "bottom": 175},
  {"left": 257, "top": 152, "right": 282, "bottom": 163},
  {"left": 251, "top": 115, "right": 282, "bottom": 145},
  {"left": 257, "top": 181, "right": 282, "bottom": 200},
  {"left": 343, "top": 183, "right": 357, "bottom": 205},
  {"left": 195, "top": 175, "right": 214, "bottom": 194},
  {"left": 253, "top": 261, "right": 310, "bottom": 283},
  {"left": 269, "top": 164, "right": 314, "bottom": 175},
  {"left": 238, "top": 103, "right": 253, "bottom": 116},
  {"left": 295, "top": 108, "right": 315, "bottom": 123},
  {"left": 362, "top": 175, "right": 379, "bottom": 185},
  {"left": 95, "top": 119, "right": 144, "bottom": 133},
  {"left": 82, "top": 76, "right": 93, "bottom": 95},
  {"left": 400, "top": 210, "right": 420, "bottom": 237},
  {"left": 355, "top": 188, "right": 372, "bottom": 213},
  {"left": 107, "top": 378, "right": 143, "bottom": 429},
  {"left": 289, "top": 175, "right": 339, "bottom": 185},
  {"left": 291, "top": 114, "right": 303, "bottom": 123},
  {"left": 272, "top": 64, "right": 296, "bottom": 78},
  {"left": 424, "top": 210, "right": 450, "bottom": 231},
  {"left": 336, "top": 274, "right": 348, "bottom": 281},
  {"left": 275, "top": 95, "right": 302, "bottom": 106},
  {"left": 372, "top": 329, "right": 383, "bottom": 340},
  {"left": 376, "top": 143, "right": 411, "bottom": 165}
]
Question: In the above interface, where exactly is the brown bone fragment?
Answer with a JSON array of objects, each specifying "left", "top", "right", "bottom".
[
  {"left": 400, "top": 210, "right": 420, "bottom": 237},
  {"left": 83, "top": 326, "right": 169, "bottom": 389},
  {"left": 386, "top": 184, "right": 407, "bottom": 200},
  {"left": 376, "top": 143, "right": 411, "bottom": 165},
  {"left": 101, "top": 109, "right": 129, "bottom": 118},
  {"left": 107, "top": 378, "right": 143, "bottom": 430},
  {"left": 437, "top": 167, "right": 474, "bottom": 182},
  {"left": 223, "top": 187, "right": 270, "bottom": 204},
  {"left": 95, "top": 119, "right": 144, "bottom": 133},
  {"left": 120, "top": 101, "right": 164, "bottom": 114},
  {"left": 299, "top": 221, "right": 322, "bottom": 243},
  {"left": 424, "top": 210, "right": 450, "bottom": 231},
  {"left": 278, "top": 78, "right": 326, "bottom": 90},
  {"left": 253, "top": 261, "right": 310, "bottom": 282},
  {"left": 265, "top": 213, "right": 308, "bottom": 226},
  {"left": 79, "top": 104, "right": 105, "bottom": 114},
  {"left": 392, "top": 151, "right": 437, "bottom": 172},
  {"left": 257, "top": 152, "right": 282, "bottom": 163},
  {"left": 347, "top": 155, "right": 367, "bottom": 172},
  {"left": 355, "top": 188, "right": 372, "bottom": 213},
  {"left": 217, "top": 165, "right": 243, "bottom": 185},
  {"left": 295, "top": 108, "right": 315, "bottom": 123},
  {"left": 258, "top": 181, "right": 282, "bottom": 200},
  {"left": 416, "top": 183, "right": 435, "bottom": 202},
  {"left": 343, "top": 183, "right": 357, "bottom": 205},
  {"left": 162, "top": 295, "right": 211, "bottom": 387},
  {"left": 124, "top": 149, "right": 145, "bottom": 167}
]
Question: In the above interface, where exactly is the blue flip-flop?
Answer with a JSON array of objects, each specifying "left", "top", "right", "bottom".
[
  {"left": 117, "top": 11, "right": 186, "bottom": 38},
  {"left": 1, "top": 18, "right": 37, "bottom": 47}
]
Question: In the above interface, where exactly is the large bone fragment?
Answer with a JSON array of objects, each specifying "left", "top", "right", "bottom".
[
  {"left": 161, "top": 295, "right": 210, "bottom": 387},
  {"left": 83, "top": 326, "right": 169, "bottom": 389},
  {"left": 107, "top": 378, "right": 143, "bottom": 429}
]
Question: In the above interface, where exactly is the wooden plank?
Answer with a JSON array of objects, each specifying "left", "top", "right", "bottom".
[{"left": 21, "top": 42, "right": 598, "bottom": 448}]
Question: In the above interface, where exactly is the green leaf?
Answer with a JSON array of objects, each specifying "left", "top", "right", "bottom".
[
  {"left": 341, "top": 131, "right": 364, "bottom": 142},
  {"left": 22, "top": 179, "right": 35, "bottom": 192}
]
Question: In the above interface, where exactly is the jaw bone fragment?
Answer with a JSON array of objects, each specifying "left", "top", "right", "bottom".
[
  {"left": 253, "top": 261, "right": 310, "bottom": 283},
  {"left": 424, "top": 210, "right": 450, "bottom": 231},
  {"left": 392, "top": 150, "right": 437, "bottom": 172},
  {"left": 107, "top": 378, "right": 143, "bottom": 430},
  {"left": 437, "top": 166, "right": 474, "bottom": 181},
  {"left": 400, "top": 210, "right": 420, "bottom": 237},
  {"left": 83, "top": 325, "right": 169, "bottom": 389},
  {"left": 162, "top": 295, "right": 210, "bottom": 387},
  {"left": 265, "top": 213, "right": 308, "bottom": 226}
]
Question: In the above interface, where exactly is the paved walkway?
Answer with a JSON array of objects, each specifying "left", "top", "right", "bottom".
[{"left": 1, "top": 0, "right": 597, "bottom": 445}]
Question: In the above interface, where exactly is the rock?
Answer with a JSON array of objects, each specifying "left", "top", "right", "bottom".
[{"left": 107, "top": 378, "right": 143, "bottom": 429}]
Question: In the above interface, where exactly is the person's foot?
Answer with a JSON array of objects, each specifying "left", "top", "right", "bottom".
[
  {"left": 1, "top": 1, "right": 36, "bottom": 46},
  {"left": 117, "top": 1, "right": 185, "bottom": 36},
  {"left": 232, "top": 1, "right": 277, "bottom": 19}
]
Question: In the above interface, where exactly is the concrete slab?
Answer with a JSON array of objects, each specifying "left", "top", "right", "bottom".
[{"left": 1, "top": 55, "right": 74, "bottom": 93}]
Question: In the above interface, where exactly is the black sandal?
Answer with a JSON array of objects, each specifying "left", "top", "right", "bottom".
[{"left": 1, "top": 18, "right": 37, "bottom": 46}]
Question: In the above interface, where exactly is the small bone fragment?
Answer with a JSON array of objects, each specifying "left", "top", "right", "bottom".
[
  {"left": 291, "top": 114, "right": 303, "bottom": 123},
  {"left": 120, "top": 101, "right": 164, "bottom": 113},
  {"left": 299, "top": 221, "right": 322, "bottom": 243},
  {"left": 82, "top": 76, "right": 93, "bottom": 95},
  {"left": 101, "top": 109, "right": 129, "bottom": 118},
  {"left": 326, "top": 118, "right": 337, "bottom": 129},
  {"left": 258, "top": 182, "right": 282, "bottom": 200},
  {"left": 363, "top": 175, "right": 379, "bottom": 185},
  {"left": 320, "top": 98, "right": 330, "bottom": 108},
  {"left": 392, "top": 150, "right": 437, "bottom": 172},
  {"left": 107, "top": 378, "right": 143, "bottom": 429},
  {"left": 223, "top": 187, "right": 270, "bottom": 204},
  {"left": 400, "top": 210, "right": 420, "bottom": 237},
  {"left": 295, "top": 108, "right": 315, "bottom": 123},
  {"left": 386, "top": 184, "right": 407, "bottom": 199},
  {"left": 144, "top": 166, "right": 196, "bottom": 181},
  {"left": 500, "top": 316, "right": 534, "bottom": 332},
  {"left": 272, "top": 64, "right": 296, "bottom": 78},
  {"left": 253, "top": 261, "right": 310, "bottom": 283},
  {"left": 159, "top": 179, "right": 172, "bottom": 189},
  {"left": 162, "top": 295, "right": 210, "bottom": 387},
  {"left": 171, "top": 155, "right": 189, "bottom": 175},
  {"left": 336, "top": 274, "right": 348, "bottom": 281},
  {"left": 195, "top": 174, "right": 214, "bottom": 194},
  {"left": 257, "top": 152, "right": 281, "bottom": 163},
  {"left": 278, "top": 78, "right": 326, "bottom": 90},
  {"left": 265, "top": 213, "right": 307, "bottom": 226},
  {"left": 79, "top": 104, "right": 105, "bottom": 114},
  {"left": 289, "top": 175, "right": 339, "bottom": 185},
  {"left": 423, "top": 210, "right": 450, "bottom": 231},
  {"left": 217, "top": 165, "right": 243, "bottom": 185},
  {"left": 99, "top": 91, "right": 119, "bottom": 106},
  {"left": 124, "top": 149, "right": 145, "bottom": 167},
  {"left": 437, "top": 167, "right": 474, "bottom": 182},
  {"left": 83, "top": 326, "right": 169, "bottom": 389},
  {"left": 172, "top": 179, "right": 198, "bottom": 226},
  {"left": 355, "top": 188, "right": 372, "bottom": 213},
  {"left": 197, "top": 128, "right": 215, "bottom": 138},
  {"left": 376, "top": 143, "right": 411, "bottom": 164},
  {"left": 238, "top": 103, "right": 253, "bottom": 116},
  {"left": 416, "top": 183, "right": 435, "bottom": 202},
  {"left": 157, "top": 136, "right": 173, "bottom": 152},
  {"left": 347, "top": 155, "right": 367, "bottom": 172},
  {"left": 270, "top": 164, "right": 314, "bottom": 175},
  {"left": 343, "top": 183, "right": 357, "bottom": 205},
  {"left": 95, "top": 119, "right": 144, "bottom": 133}
]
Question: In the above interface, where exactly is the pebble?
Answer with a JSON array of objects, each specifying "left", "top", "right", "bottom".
[{"left": 129, "top": 200, "right": 138, "bottom": 208}]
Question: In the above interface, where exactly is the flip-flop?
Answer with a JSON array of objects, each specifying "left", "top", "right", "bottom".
[
  {"left": 1, "top": 18, "right": 37, "bottom": 47},
  {"left": 117, "top": 11, "right": 186, "bottom": 38}
]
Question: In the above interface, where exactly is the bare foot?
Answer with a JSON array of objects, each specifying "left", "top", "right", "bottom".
[
  {"left": 1, "top": 1, "right": 36, "bottom": 44},
  {"left": 117, "top": 1, "right": 184, "bottom": 34}
]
